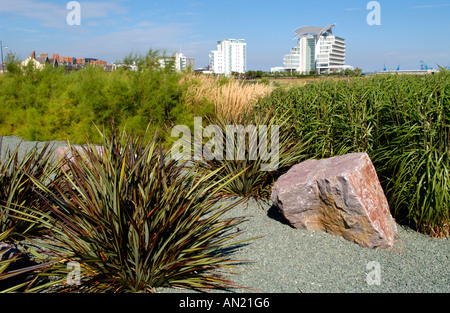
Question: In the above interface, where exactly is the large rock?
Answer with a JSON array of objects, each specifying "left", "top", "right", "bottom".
[{"left": 271, "top": 153, "right": 398, "bottom": 249}]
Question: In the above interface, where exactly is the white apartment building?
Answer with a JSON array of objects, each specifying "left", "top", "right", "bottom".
[
  {"left": 209, "top": 39, "right": 247, "bottom": 75},
  {"left": 174, "top": 52, "right": 186, "bottom": 72},
  {"left": 158, "top": 52, "right": 195, "bottom": 72},
  {"left": 284, "top": 24, "right": 347, "bottom": 74}
]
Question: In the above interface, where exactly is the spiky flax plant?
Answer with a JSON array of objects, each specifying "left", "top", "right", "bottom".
[{"left": 29, "top": 126, "right": 251, "bottom": 293}]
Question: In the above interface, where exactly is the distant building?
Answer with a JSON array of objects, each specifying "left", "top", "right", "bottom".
[
  {"left": 36, "top": 53, "right": 51, "bottom": 67},
  {"left": 209, "top": 39, "right": 247, "bottom": 75},
  {"left": 195, "top": 66, "right": 212, "bottom": 74},
  {"left": 284, "top": 45, "right": 303, "bottom": 73},
  {"left": 186, "top": 57, "right": 196, "bottom": 71},
  {"left": 112, "top": 61, "right": 138, "bottom": 72},
  {"left": 52, "top": 54, "right": 75, "bottom": 65},
  {"left": 158, "top": 52, "right": 195, "bottom": 72},
  {"left": 158, "top": 56, "right": 176, "bottom": 70},
  {"left": 76, "top": 58, "right": 86, "bottom": 65},
  {"left": 270, "top": 66, "right": 285, "bottom": 73},
  {"left": 84, "top": 58, "right": 98, "bottom": 64},
  {"left": 91, "top": 59, "right": 107, "bottom": 67},
  {"left": 21, "top": 51, "right": 50, "bottom": 70},
  {"left": 21, "top": 51, "right": 111, "bottom": 71},
  {"left": 174, "top": 53, "right": 186, "bottom": 71},
  {"left": 284, "top": 24, "right": 349, "bottom": 74},
  {"left": 377, "top": 69, "right": 440, "bottom": 75},
  {"left": 172, "top": 52, "right": 192, "bottom": 71}
]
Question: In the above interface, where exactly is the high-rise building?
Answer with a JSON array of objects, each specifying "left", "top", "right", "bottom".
[
  {"left": 174, "top": 53, "right": 187, "bottom": 72},
  {"left": 209, "top": 39, "right": 247, "bottom": 75},
  {"left": 284, "top": 24, "right": 347, "bottom": 74},
  {"left": 158, "top": 52, "right": 195, "bottom": 72}
]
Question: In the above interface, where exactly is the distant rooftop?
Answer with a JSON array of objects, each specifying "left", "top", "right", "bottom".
[{"left": 294, "top": 24, "right": 335, "bottom": 39}]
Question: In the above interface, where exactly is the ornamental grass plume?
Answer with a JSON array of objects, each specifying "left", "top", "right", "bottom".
[{"left": 183, "top": 74, "right": 272, "bottom": 120}]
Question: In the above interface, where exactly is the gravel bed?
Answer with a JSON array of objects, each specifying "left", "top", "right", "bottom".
[
  {"left": 158, "top": 197, "right": 449, "bottom": 293},
  {"left": 0, "top": 135, "right": 68, "bottom": 162},
  {"left": 1, "top": 135, "right": 449, "bottom": 293}
]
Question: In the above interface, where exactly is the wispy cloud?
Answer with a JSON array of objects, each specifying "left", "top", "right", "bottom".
[
  {"left": 134, "top": 21, "right": 157, "bottom": 28},
  {"left": 58, "top": 22, "right": 196, "bottom": 61},
  {"left": 411, "top": 3, "right": 450, "bottom": 9},
  {"left": 79, "top": 1, "right": 128, "bottom": 19},
  {"left": 0, "top": 0, "right": 64, "bottom": 22},
  {"left": 0, "top": 0, "right": 128, "bottom": 28},
  {"left": 343, "top": 7, "right": 362, "bottom": 11},
  {"left": 384, "top": 51, "right": 400, "bottom": 56},
  {"left": 8, "top": 27, "right": 40, "bottom": 33}
]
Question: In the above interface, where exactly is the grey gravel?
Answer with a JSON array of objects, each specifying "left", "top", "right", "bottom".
[
  {"left": 2, "top": 135, "right": 449, "bottom": 293},
  {"left": 0, "top": 135, "right": 68, "bottom": 162},
  {"left": 216, "top": 198, "right": 449, "bottom": 293}
]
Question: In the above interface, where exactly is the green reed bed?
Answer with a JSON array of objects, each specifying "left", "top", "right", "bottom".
[{"left": 257, "top": 72, "right": 449, "bottom": 237}]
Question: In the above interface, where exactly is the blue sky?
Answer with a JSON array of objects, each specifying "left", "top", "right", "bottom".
[{"left": 0, "top": 0, "right": 449, "bottom": 72}]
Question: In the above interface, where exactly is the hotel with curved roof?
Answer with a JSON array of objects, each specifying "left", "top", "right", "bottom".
[{"left": 284, "top": 24, "right": 349, "bottom": 74}]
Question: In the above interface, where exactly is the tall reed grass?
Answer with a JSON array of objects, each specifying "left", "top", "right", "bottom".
[{"left": 257, "top": 72, "right": 449, "bottom": 238}]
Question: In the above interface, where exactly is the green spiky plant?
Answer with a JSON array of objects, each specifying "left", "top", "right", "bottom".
[
  {"left": 0, "top": 139, "right": 57, "bottom": 239},
  {"left": 195, "top": 108, "right": 311, "bottom": 203},
  {"left": 0, "top": 226, "right": 55, "bottom": 293},
  {"left": 28, "top": 125, "right": 252, "bottom": 293}
]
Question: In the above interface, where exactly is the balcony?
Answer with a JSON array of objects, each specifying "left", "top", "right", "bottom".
[
  {"left": 332, "top": 46, "right": 345, "bottom": 51},
  {"left": 333, "top": 41, "right": 345, "bottom": 47}
]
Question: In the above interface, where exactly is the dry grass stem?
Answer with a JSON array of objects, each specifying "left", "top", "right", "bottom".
[{"left": 183, "top": 74, "right": 273, "bottom": 119}]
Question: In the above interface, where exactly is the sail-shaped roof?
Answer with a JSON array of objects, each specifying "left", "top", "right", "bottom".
[{"left": 294, "top": 24, "right": 336, "bottom": 39}]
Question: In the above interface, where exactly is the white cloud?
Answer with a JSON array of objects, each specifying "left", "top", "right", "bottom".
[
  {"left": 343, "top": 7, "right": 362, "bottom": 11},
  {"left": 79, "top": 1, "right": 128, "bottom": 19},
  {"left": 2, "top": 1, "right": 202, "bottom": 63},
  {"left": 0, "top": 0, "right": 128, "bottom": 28},
  {"left": 384, "top": 51, "right": 399, "bottom": 56},
  {"left": 0, "top": 0, "right": 65, "bottom": 21},
  {"left": 134, "top": 21, "right": 157, "bottom": 28},
  {"left": 8, "top": 27, "right": 40, "bottom": 33},
  {"left": 57, "top": 23, "right": 196, "bottom": 62},
  {"left": 411, "top": 3, "right": 450, "bottom": 9}
]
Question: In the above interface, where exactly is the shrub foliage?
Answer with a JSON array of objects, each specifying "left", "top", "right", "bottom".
[{"left": 0, "top": 60, "right": 212, "bottom": 145}]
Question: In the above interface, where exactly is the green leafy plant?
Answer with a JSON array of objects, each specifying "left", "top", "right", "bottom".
[
  {"left": 196, "top": 109, "right": 311, "bottom": 202},
  {"left": 0, "top": 139, "right": 58, "bottom": 292},
  {"left": 28, "top": 126, "right": 252, "bottom": 293},
  {"left": 0, "top": 139, "right": 57, "bottom": 239},
  {"left": 0, "top": 228, "right": 30, "bottom": 293},
  {"left": 0, "top": 227, "right": 54, "bottom": 293}
]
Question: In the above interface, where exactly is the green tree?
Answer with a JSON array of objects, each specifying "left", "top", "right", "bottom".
[
  {"left": 145, "top": 49, "right": 162, "bottom": 70},
  {"left": 123, "top": 50, "right": 145, "bottom": 70},
  {"left": 5, "top": 51, "right": 22, "bottom": 75}
]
